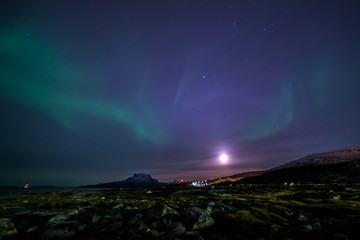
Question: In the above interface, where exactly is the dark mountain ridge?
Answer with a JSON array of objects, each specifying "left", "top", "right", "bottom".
[
  {"left": 81, "top": 173, "right": 166, "bottom": 189},
  {"left": 271, "top": 146, "right": 360, "bottom": 170},
  {"left": 238, "top": 146, "right": 360, "bottom": 184}
]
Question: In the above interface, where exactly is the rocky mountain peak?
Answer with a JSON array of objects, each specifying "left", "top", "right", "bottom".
[{"left": 125, "top": 173, "right": 159, "bottom": 183}]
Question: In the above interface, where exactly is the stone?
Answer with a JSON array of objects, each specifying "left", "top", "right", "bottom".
[
  {"left": 41, "top": 228, "right": 75, "bottom": 240},
  {"left": 304, "top": 224, "right": 313, "bottom": 231},
  {"left": 129, "top": 213, "right": 143, "bottom": 224},
  {"left": 213, "top": 208, "right": 226, "bottom": 214},
  {"left": 186, "top": 207, "right": 214, "bottom": 230},
  {"left": 77, "top": 206, "right": 94, "bottom": 214},
  {"left": 311, "top": 222, "right": 322, "bottom": 230},
  {"left": 124, "top": 206, "right": 138, "bottom": 211},
  {"left": 193, "top": 219, "right": 214, "bottom": 230},
  {"left": 112, "top": 203, "right": 124, "bottom": 214},
  {"left": 47, "top": 214, "right": 69, "bottom": 224},
  {"left": 26, "top": 226, "right": 38, "bottom": 232},
  {"left": 66, "top": 209, "right": 78, "bottom": 216},
  {"left": 298, "top": 213, "right": 308, "bottom": 222},
  {"left": 92, "top": 214, "right": 101, "bottom": 223},
  {"left": 285, "top": 211, "right": 294, "bottom": 216},
  {"left": 78, "top": 224, "right": 88, "bottom": 232},
  {"left": 167, "top": 222, "right": 186, "bottom": 236},
  {"left": 149, "top": 229, "right": 160, "bottom": 237},
  {"left": 144, "top": 206, "right": 162, "bottom": 221},
  {"left": 100, "top": 221, "right": 123, "bottom": 233},
  {"left": 113, "top": 203, "right": 124, "bottom": 209},
  {"left": 217, "top": 203, "right": 237, "bottom": 211},
  {"left": 111, "top": 213, "right": 124, "bottom": 221},
  {"left": 102, "top": 215, "right": 111, "bottom": 223},
  {"left": 120, "top": 226, "right": 143, "bottom": 240},
  {"left": 0, "top": 218, "right": 17, "bottom": 237},
  {"left": 48, "top": 209, "right": 79, "bottom": 225},
  {"left": 161, "top": 204, "right": 180, "bottom": 216},
  {"left": 138, "top": 223, "right": 150, "bottom": 231},
  {"left": 149, "top": 221, "right": 162, "bottom": 230},
  {"left": 185, "top": 230, "right": 201, "bottom": 237},
  {"left": 144, "top": 204, "right": 178, "bottom": 221},
  {"left": 333, "top": 233, "right": 350, "bottom": 239},
  {"left": 332, "top": 194, "right": 341, "bottom": 200},
  {"left": 105, "top": 199, "right": 114, "bottom": 205}
]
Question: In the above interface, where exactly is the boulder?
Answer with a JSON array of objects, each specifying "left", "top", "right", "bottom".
[
  {"left": 217, "top": 203, "right": 237, "bottom": 212},
  {"left": 124, "top": 206, "right": 138, "bottom": 211},
  {"left": 298, "top": 213, "right": 309, "bottom": 222},
  {"left": 185, "top": 230, "right": 201, "bottom": 237},
  {"left": 112, "top": 203, "right": 124, "bottom": 210},
  {"left": 119, "top": 226, "right": 143, "bottom": 240},
  {"left": 186, "top": 206, "right": 214, "bottom": 230},
  {"left": 40, "top": 228, "right": 75, "bottom": 240},
  {"left": 129, "top": 213, "right": 143, "bottom": 224},
  {"left": 0, "top": 218, "right": 17, "bottom": 237},
  {"left": 48, "top": 209, "right": 79, "bottom": 225},
  {"left": 149, "top": 220, "right": 163, "bottom": 230},
  {"left": 92, "top": 214, "right": 101, "bottom": 223},
  {"left": 149, "top": 229, "right": 160, "bottom": 237},
  {"left": 162, "top": 204, "right": 180, "bottom": 216},
  {"left": 332, "top": 194, "right": 341, "bottom": 200},
  {"left": 26, "top": 226, "right": 38, "bottom": 233},
  {"left": 100, "top": 221, "right": 123, "bottom": 234},
  {"left": 144, "top": 204, "right": 178, "bottom": 221},
  {"left": 167, "top": 222, "right": 186, "bottom": 236}
]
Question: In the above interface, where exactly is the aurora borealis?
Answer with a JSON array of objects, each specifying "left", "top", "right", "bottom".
[{"left": 1, "top": 1, "right": 360, "bottom": 186}]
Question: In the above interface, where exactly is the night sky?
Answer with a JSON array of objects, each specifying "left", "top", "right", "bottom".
[{"left": 1, "top": 0, "right": 360, "bottom": 186}]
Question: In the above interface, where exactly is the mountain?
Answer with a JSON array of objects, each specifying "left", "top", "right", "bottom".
[
  {"left": 238, "top": 146, "right": 360, "bottom": 184},
  {"left": 82, "top": 173, "right": 166, "bottom": 188},
  {"left": 209, "top": 171, "right": 266, "bottom": 184},
  {"left": 0, "top": 186, "right": 21, "bottom": 189},
  {"left": 229, "top": 170, "right": 266, "bottom": 179},
  {"left": 271, "top": 146, "right": 360, "bottom": 170}
]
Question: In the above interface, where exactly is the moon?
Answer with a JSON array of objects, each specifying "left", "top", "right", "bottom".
[{"left": 219, "top": 154, "right": 228, "bottom": 164}]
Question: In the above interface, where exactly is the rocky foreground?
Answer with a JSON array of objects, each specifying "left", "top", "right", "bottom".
[{"left": 1, "top": 183, "right": 360, "bottom": 240}]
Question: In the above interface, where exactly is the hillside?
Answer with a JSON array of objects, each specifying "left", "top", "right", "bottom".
[
  {"left": 239, "top": 158, "right": 360, "bottom": 184},
  {"left": 271, "top": 146, "right": 360, "bottom": 171},
  {"left": 82, "top": 173, "right": 166, "bottom": 189}
]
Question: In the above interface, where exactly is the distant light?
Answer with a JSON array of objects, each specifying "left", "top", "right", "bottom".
[
  {"left": 24, "top": 183, "right": 29, "bottom": 189},
  {"left": 219, "top": 154, "right": 228, "bottom": 164},
  {"left": 180, "top": 179, "right": 184, "bottom": 183}
]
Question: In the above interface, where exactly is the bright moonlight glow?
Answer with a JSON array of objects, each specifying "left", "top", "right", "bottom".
[{"left": 219, "top": 154, "right": 228, "bottom": 164}]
